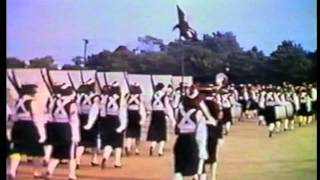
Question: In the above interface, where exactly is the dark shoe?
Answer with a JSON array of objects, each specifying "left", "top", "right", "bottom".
[
  {"left": 269, "top": 132, "right": 272, "bottom": 138},
  {"left": 101, "top": 158, "right": 106, "bottom": 169},
  {"left": 135, "top": 151, "right": 140, "bottom": 155},
  {"left": 91, "top": 162, "right": 99, "bottom": 167},
  {"left": 158, "top": 153, "right": 163, "bottom": 157},
  {"left": 114, "top": 164, "right": 122, "bottom": 168},
  {"left": 149, "top": 147, "right": 153, "bottom": 156},
  {"left": 76, "top": 164, "right": 80, "bottom": 170}
]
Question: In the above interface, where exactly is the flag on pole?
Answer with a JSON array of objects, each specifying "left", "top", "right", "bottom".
[{"left": 173, "top": 5, "right": 198, "bottom": 41}]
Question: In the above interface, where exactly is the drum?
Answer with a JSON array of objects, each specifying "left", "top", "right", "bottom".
[
  {"left": 274, "top": 105, "right": 287, "bottom": 119},
  {"left": 285, "top": 104, "right": 294, "bottom": 118},
  {"left": 231, "top": 105, "right": 242, "bottom": 119}
]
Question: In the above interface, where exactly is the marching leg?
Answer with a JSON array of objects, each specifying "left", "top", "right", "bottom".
[
  {"left": 101, "top": 146, "right": 113, "bottom": 169},
  {"left": 290, "top": 120, "right": 295, "bottom": 130},
  {"left": 47, "top": 159, "right": 59, "bottom": 178},
  {"left": 8, "top": 153, "right": 21, "bottom": 179},
  {"left": 158, "top": 141, "right": 165, "bottom": 156},
  {"left": 275, "top": 121, "right": 281, "bottom": 133},
  {"left": 125, "top": 138, "right": 132, "bottom": 156},
  {"left": 91, "top": 148, "right": 99, "bottom": 166},
  {"left": 268, "top": 123, "right": 275, "bottom": 138},
  {"left": 114, "top": 148, "right": 122, "bottom": 167},
  {"left": 225, "top": 122, "right": 231, "bottom": 135},
  {"left": 68, "top": 143, "right": 78, "bottom": 180},
  {"left": 210, "top": 162, "right": 218, "bottom": 180},
  {"left": 43, "top": 145, "right": 53, "bottom": 166},
  {"left": 32, "top": 157, "right": 44, "bottom": 178},
  {"left": 149, "top": 141, "right": 156, "bottom": 156},
  {"left": 75, "top": 146, "right": 85, "bottom": 169},
  {"left": 283, "top": 119, "right": 289, "bottom": 131}
]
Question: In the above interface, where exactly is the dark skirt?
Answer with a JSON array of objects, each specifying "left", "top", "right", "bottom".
[
  {"left": 100, "top": 115, "right": 124, "bottom": 148},
  {"left": 7, "top": 136, "right": 11, "bottom": 157},
  {"left": 239, "top": 99, "right": 247, "bottom": 112},
  {"left": 147, "top": 111, "right": 167, "bottom": 142},
  {"left": 205, "top": 124, "right": 221, "bottom": 164},
  {"left": 264, "top": 106, "right": 276, "bottom": 125},
  {"left": 222, "top": 108, "right": 232, "bottom": 124},
  {"left": 11, "top": 120, "right": 44, "bottom": 157},
  {"left": 47, "top": 122, "right": 73, "bottom": 159},
  {"left": 126, "top": 110, "right": 141, "bottom": 139},
  {"left": 258, "top": 107, "right": 266, "bottom": 117},
  {"left": 45, "top": 122, "right": 54, "bottom": 145},
  {"left": 247, "top": 100, "right": 259, "bottom": 110},
  {"left": 174, "top": 134, "right": 199, "bottom": 176},
  {"left": 79, "top": 114, "right": 99, "bottom": 148},
  {"left": 312, "top": 101, "right": 317, "bottom": 114},
  {"left": 298, "top": 103, "right": 308, "bottom": 116}
]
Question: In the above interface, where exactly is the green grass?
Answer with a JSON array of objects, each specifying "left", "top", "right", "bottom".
[{"left": 219, "top": 121, "right": 317, "bottom": 180}]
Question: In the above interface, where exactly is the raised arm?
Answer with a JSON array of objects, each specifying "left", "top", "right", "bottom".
[
  {"left": 84, "top": 97, "right": 100, "bottom": 130},
  {"left": 69, "top": 103, "right": 80, "bottom": 143}
]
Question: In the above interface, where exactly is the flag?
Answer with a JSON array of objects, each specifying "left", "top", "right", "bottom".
[{"left": 173, "top": 5, "right": 198, "bottom": 41}]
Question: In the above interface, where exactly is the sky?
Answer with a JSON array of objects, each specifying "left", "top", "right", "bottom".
[{"left": 7, "top": 0, "right": 317, "bottom": 66}]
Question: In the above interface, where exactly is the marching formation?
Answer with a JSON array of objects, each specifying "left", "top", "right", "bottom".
[{"left": 6, "top": 71, "right": 317, "bottom": 180}]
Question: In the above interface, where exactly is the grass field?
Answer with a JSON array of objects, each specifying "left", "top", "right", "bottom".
[{"left": 12, "top": 118, "right": 317, "bottom": 180}]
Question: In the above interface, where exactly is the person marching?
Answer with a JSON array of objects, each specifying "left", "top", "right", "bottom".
[
  {"left": 124, "top": 83, "right": 147, "bottom": 156},
  {"left": 308, "top": 84, "right": 317, "bottom": 123},
  {"left": 8, "top": 84, "right": 47, "bottom": 179},
  {"left": 257, "top": 90, "right": 267, "bottom": 126},
  {"left": 264, "top": 90, "right": 277, "bottom": 138},
  {"left": 173, "top": 84, "right": 213, "bottom": 180},
  {"left": 43, "top": 83, "right": 65, "bottom": 166},
  {"left": 297, "top": 88, "right": 312, "bottom": 126},
  {"left": 85, "top": 81, "right": 127, "bottom": 169},
  {"left": 285, "top": 87, "right": 297, "bottom": 130},
  {"left": 201, "top": 89, "right": 224, "bottom": 180},
  {"left": 147, "top": 83, "right": 176, "bottom": 156},
  {"left": 76, "top": 79, "right": 100, "bottom": 168},
  {"left": 221, "top": 91, "right": 233, "bottom": 135},
  {"left": 45, "top": 84, "right": 80, "bottom": 180}
]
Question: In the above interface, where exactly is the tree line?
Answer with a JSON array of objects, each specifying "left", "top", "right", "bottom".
[{"left": 7, "top": 31, "right": 317, "bottom": 85}]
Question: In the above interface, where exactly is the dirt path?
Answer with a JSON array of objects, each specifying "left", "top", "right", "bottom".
[{"left": 13, "top": 118, "right": 317, "bottom": 180}]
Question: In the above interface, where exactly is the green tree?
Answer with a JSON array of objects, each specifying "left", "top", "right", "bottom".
[
  {"left": 28, "top": 56, "right": 58, "bottom": 69},
  {"left": 7, "top": 57, "right": 26, "bottom": 68}
]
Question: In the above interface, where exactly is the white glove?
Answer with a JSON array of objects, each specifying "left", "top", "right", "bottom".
[
  {"left": 6, "top": 129, "right": 12, "bottom": 141},
  {"left": 83, "top": 124, "right": 91, "bottom": 130},
  {"left": 38, "top": 134, "right": 47, "bottom": 144},
  {"left": 116, "top": 127, "right": 124, "bottom": 133},
  {"left": 208, "top": 117, "right": 217, "bottom": 126}
]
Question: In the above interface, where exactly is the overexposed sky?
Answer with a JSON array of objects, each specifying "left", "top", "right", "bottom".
[{"left": 7, "top": 0, "right": 317, "bottom": 65}]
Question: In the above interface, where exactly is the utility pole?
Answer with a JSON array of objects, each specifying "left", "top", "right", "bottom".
[{"left": 83, "top": 39, "right": 89, "bottom": 65}]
